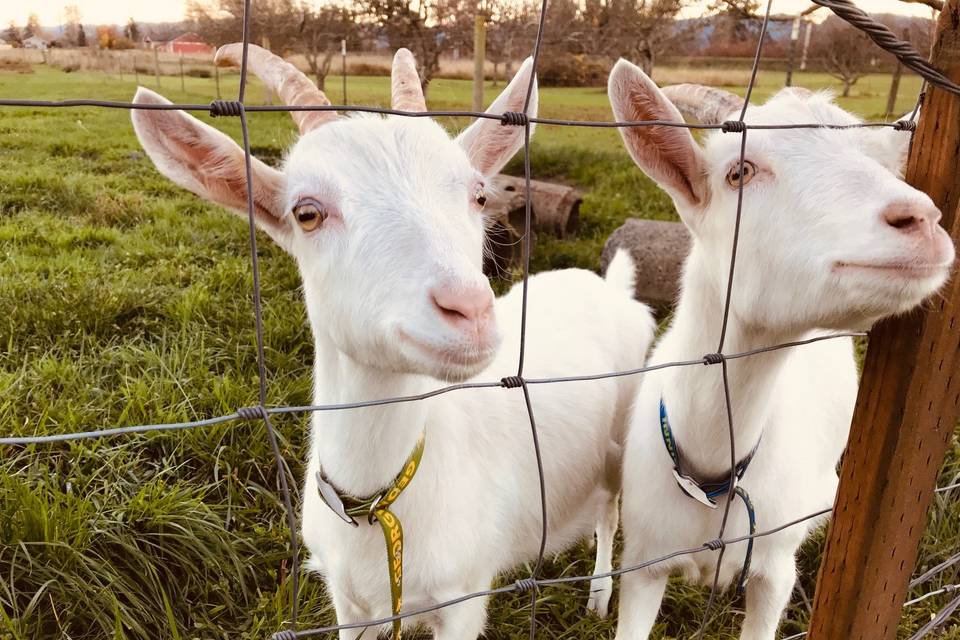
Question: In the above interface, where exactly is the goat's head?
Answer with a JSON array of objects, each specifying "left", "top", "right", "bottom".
[
  {"left": 132, "top": 45, "right": 537, "bottom": 382},
  {"left": 608, "top": 59, "right": 954, "bottom": 332}
]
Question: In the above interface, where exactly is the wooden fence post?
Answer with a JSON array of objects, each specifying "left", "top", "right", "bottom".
[
  {"left": 153, "top": 47, "right": 161, "bottom": 88},
  {"left": 472, "top": 12, "right": 487, "bottom": 112},
  {"left": 213, "top": 53, "right": 221, "bottom": 99},
  {"left": 807, "top": 4, "right": 960, "bottom": 640},
  {"left": 179, "top": 53, "right": 185, "bottom": 92},
  {"left": 341, "top": 39, "right": 347, "bottom": 104},
  {"left": 785, "top": 17, "right": 801, "bottom": 87}
]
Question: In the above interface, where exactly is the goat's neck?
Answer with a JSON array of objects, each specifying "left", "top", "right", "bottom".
[
  {"left": 658, "top": 247, "right": 799, "bottom": 479},
  {"left": 308, "top": 330, "right": 431, "bottom": 498}
]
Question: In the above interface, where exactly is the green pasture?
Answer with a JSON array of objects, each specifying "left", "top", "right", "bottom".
[{"left": 0, "top": 64, "right": 955, "bottom": 640}]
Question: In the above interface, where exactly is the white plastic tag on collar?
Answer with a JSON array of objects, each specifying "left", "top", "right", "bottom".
[{"left": 673, "top": 469, "right": 719, "bottom": 509}]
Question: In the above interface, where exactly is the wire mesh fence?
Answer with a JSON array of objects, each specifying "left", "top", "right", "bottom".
[{"left": 1, "top": 0, "right": 958, "bottom": 638}]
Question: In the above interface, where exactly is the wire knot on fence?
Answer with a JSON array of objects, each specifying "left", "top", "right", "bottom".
[
  {"left": 270, "top": 630, "right": 299, "bottom": 640},
  {"left": 500, "top": 112, "right": 529, "bottom": 126},
  {"left": 514, "top": 577, "right": 540, "bottom": 593},
  {"left": 210, "top": 99, "right": 245, "bottom": 117},
  {"left": 702, "top": 353, "right": 726, "bottom": 366},
  {"left": 704, "top": 539, "right": 727, "bottom": 551},
  {"left": 237, "top": 405, "right": 269, "bottom": 421},
  {"left": 721, "top": 120, "right": 747, "bottom": 133},
  {"left": 894, "top": 119, "right": 917, "bottom": 131},
  {"left": 500, "top": 376, "right": 526, "bottom": 388}
]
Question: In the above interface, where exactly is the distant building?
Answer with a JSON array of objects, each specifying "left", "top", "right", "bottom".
[
  {"left": 23, "top": 35, "right": 49, "bottom": 50},
  {"left": 151, "top": 32, "right": 213, "bottom": 55}
]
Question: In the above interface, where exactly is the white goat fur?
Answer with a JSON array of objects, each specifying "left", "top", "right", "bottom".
[
  {"left": 131, "top": 46, "right": 656, "bottom": 639},
  {"left": 608, "top": 60, "right": 954, "bottom": 640}
]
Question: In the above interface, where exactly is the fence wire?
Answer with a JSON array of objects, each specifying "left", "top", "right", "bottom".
[{"left": 1, "top": 0, "right": 958, "bottom": 638}]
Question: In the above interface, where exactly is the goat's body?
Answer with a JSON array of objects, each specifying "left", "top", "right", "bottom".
[
  {"left": 302, "top": 266, "right": 654, "bottom": 639},
  {"left": 616, "top": 250, "right": 858, "bottom": 640}
]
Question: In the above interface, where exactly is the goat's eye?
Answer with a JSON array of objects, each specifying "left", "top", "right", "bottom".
[
  {"left": 474, "top": 186, "right": 487, "bottom": 208},
  {"left": 726, "top": 160, "right": 758, "bottom": 188},
  {"left": 293, "top": 199, "right": 327, "bottom": 232}
]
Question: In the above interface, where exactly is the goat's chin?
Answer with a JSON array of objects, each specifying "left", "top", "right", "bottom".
[{"left": 396, "top": 327, "right": 500, "bottom": 383}]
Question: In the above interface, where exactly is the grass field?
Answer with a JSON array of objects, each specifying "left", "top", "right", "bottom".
[{"left": 1, "top": 63, "right": 957, "bottom": 640}]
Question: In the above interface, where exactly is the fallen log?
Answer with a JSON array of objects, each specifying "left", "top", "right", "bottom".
[
  {"left": 483, "top": 184, "right": 533, "bottom": 278},
  {"left": 492, "top": 175, "right": 581, "bottom": 237},
  {"left": 600, "top": 219, "right": 689, "bottom": 311}
]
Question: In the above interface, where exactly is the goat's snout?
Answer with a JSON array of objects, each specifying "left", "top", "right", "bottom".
[
  {"left": 431, "top": 283, "right": 495, "bottom": 332},
  {"left": 882, "top": 200, "right": 942, "bottom": 240}
]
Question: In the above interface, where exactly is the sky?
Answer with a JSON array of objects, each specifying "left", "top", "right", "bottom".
[{"left": 0, "top": 0, "right": 938, "bottom": 28}]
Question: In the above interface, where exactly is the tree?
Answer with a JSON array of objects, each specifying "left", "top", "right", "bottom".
[
  {"left": 360, "top": 0, "right": 466, "bottom": 91},
  {"left": 97, "top": 25, "right": 119, "bottom": 49},
  {"left": 23, "top": 13, "right": 40, "bottom": 39},
  {"left": 815, "top": 18, "right": 874, "bottom": 97},
  {"left": 77, "top": 24, "right": 87, "bottom": 47},
  {"left": 5, "top": 22, "right": 23, "bottom": 47},
  {"left": 187, "top": 0, "right": 300, "bottom": 52},
  {"left": 125, "top": 17, "right": 141, "bottom": 43},
  {"left": 295, "top": 4, "right": 356, "bottom": 91},
  {"left": 485, "top": 0, "right": 538, "bottom": 84},
  {"left": 61, "top": 5, "right": 84, "bottom": 46}
]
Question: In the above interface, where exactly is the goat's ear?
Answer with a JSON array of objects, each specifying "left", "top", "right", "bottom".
[
  {"left": 862, "top": 112, "right": 916, "bottom": 176},
  {"left": 608, "top": 59, "right": 709, "bottom": 213},
  {"left": 456, "top": 57, "right": 537, "bottom": 176},
  {"left": 131, "top": 87, "right": 291, "bottom": 251}
]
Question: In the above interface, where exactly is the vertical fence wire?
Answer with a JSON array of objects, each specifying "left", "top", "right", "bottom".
[
  {"left": 695, "top": 0, "right": 773, "bottom": 636},
  {"left": 235, "top": 0, "right": 301, "bottom": 629}
]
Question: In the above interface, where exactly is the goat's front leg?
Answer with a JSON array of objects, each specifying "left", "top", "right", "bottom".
[
  {"left": 614, "top": 569, "right": 668, "bottom": 640},
  {"left": 430, "top": 590, "right": 489, "bottom": 640},
  {"left": 328, "top": 585, "right": 376, "bottom": 640},
  {"left": 587, "top": 490, "right": 620, "bottom": 618},
  {"left": 739, "top": 553, "right": 795, "bottom": 640}
]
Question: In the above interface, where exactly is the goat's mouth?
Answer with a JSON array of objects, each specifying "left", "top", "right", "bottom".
[
  {"left": 833, "top": 261, "right": 951, "bottom": 280},
  {"left": 397, "top": 327, "right": 498, "bottom": 378}
]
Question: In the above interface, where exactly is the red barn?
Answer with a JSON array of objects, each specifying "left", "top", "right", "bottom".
[{"left": 162, "top": 33, "right": 214, "bottom": 56}]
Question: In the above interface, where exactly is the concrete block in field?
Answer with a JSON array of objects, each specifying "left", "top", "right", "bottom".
[{"left": 601, "top": 219, "right": 690, "bottom": 310}]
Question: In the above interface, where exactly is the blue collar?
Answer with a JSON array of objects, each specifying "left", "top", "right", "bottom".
[
  {"left": 659, "top": 397, "right": 760, "bottom": 505},
  {"left": 659, "top": 396, "right": 759, "bottom": 594}
]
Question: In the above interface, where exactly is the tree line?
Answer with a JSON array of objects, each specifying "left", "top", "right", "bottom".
[{"left": 3, "top": 0, "right": 939, "bottom": 93}]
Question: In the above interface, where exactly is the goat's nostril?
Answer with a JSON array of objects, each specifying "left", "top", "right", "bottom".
[
  {"left": 431, "top": 286, "right": 493, "bottom": 326},
  {"left": 887, "top": 214, "right": 920, "bottom": 231},
  {"left": 882, "top": 201, "right": 938, "bottom": 237},
  {"left": 433, "top": 296, "right": 469, "bottom": 321}
]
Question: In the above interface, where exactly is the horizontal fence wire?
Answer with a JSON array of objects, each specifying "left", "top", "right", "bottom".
[
  {"left": 0, "top": 332, "right": 866, "bottom": 446},
  {"left": 1, "top": 0, "right": 958, "bottom": 638}
]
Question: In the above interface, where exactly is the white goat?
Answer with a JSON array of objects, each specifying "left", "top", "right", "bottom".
[
  {"left": 607, "top": 60, "right": 955, "bottom": 640},
  {"left": 132, "top": 45, "right": 655, "bottom": 639}
]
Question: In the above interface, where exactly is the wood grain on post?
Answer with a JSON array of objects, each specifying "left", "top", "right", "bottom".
[{"left": 807, "top": 4, "right": 960, "bottom": 640}]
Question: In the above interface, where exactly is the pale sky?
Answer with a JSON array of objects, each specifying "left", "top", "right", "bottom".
[{"left": 0, "top": 0, "right": 937, "bottom": 28}]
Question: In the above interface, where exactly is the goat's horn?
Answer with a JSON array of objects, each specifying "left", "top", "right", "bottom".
[
  {"left": 391, "top": 48, "right": 426, "bottom": 112},
  {"left": 660, "top": 84, "right": 743, "bottom": 125},
  {"left": 215, "top": 43, "right": 336, "bottom": 134}
]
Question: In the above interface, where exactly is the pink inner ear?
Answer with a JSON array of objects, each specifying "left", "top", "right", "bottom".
[
  {"left": 139, "top": 107, "right": 283, "bottom": 225},
  {"left": 613, "top": 77, "right": 707, "bottom": 208}
]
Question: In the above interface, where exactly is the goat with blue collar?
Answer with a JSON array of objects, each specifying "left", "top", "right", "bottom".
[{"left": 608, "top": 60, "right": 954, "bottom": 640}]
